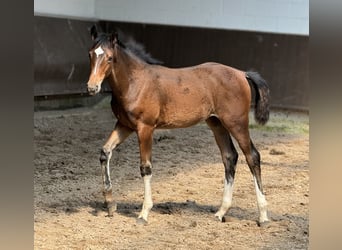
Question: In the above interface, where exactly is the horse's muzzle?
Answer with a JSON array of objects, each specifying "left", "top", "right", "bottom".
[{"left": 87, "top": 85, "right": 100, "bottom": 95}]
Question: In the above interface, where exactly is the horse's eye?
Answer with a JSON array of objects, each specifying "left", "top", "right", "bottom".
[{"left": 108, "top": 57, "right": 113, "bottom": 62}]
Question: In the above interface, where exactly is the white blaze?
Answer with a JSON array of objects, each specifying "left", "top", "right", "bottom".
[{"left": 93, "top": 46, "right": 105, "bottom": 75}]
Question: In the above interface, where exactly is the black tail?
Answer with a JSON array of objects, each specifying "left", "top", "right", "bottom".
[{"left": 246, "top": 71, "right": 270, "bottom": 125}]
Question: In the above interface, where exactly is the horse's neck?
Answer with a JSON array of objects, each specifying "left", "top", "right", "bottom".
[
  {"left": 109, "top": 47, "right": 145, "bottom": 98},
  {"left": 118, "top": 47, "right": 144, "bottom": 69}
]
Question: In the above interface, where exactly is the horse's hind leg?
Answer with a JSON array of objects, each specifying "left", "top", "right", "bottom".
[
  {"left": 100, "top": 122, "right": 133, "bottom": 216},
  {"left": 249, "top": 141, "right": 269, "bottom": 225},
  {"left": 206, "top": 117, "right": 238, "bottom": 222},
  {"left": 225, "top": 120, "right": 269, "bottom": 225}
]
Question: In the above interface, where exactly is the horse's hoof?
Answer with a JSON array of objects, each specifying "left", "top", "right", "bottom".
[
  {"left": 222, "top": 216, "right": 239, "bottom": 223},
  {"left": 108, "top": 205, "right": 117, "bottom": 212},
  {"left": 257, "top": 220, "right": 271, "bottom": 228},
  {"left": 136, "top": 217, "right": 148, "bottom": 225},
  {"left": 215, "top": 215, "right": 224, "bottom": 222},
  {"left": 106, "top": 208, "right": 114, "bottom": 217},
  {"left": 216, "top": 215, "right": 239, "bottom": 223}
]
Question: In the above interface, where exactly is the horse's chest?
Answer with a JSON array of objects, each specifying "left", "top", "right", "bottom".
[{"left": 110, "top": 100, "right": 136, "bottom": 129}]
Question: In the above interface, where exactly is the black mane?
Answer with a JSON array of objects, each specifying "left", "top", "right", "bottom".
[{"left": 94, "top": 31, "right": 162, "bottom": 65}]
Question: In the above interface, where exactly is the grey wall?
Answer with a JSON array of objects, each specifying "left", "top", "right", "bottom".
[{"left": 34, "top": 17, "right": 96, "bottom": 95}]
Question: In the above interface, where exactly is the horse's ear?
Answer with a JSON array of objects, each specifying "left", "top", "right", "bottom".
[
  {"left": 110, "top": 32, "right": 119, "bottom": 45},
  {"left": 90, "top": 25, "right": 97, "bottom": 41},
  {"left": 110, "top": 30, "right": 126, "bottom": 48}
]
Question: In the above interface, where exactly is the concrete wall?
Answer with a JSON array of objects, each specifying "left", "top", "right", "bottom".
[{"left": 34, "top": 0, "right": 309, "bottom": 35}]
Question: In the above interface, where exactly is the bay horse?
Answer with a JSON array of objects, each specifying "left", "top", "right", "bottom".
[{"left": 86, "top": 26, "right": 270, "bottom": 225}]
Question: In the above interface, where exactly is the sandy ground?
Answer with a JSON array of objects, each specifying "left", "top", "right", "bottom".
[{"left": 34, "top": 103, "right": 309, "bottom": 250}]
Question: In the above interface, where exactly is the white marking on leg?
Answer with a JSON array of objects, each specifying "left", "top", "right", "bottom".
[
  {"left": 103, "top": 151, "right": 112, "bottom": 191},
  {"left": 138, "top": 174, "right": 153, "bottom": 221},
  {"left": 253, "top": 177, "right": 269, "bottom": 223},
  {"left": 215, "top": 178, "right": 234, "bottom": 220}
]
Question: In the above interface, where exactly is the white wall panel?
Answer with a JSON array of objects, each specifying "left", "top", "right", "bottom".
[
  {"left": 34, "top": 0, "right": 309, "bottom": 35},
  {"left": 34, "top": 0, "right": 96, "bottom": 20}
]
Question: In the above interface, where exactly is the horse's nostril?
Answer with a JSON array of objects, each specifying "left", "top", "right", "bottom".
[
  {"left": 88, "top": 85, "right": 99, "bottom": 95},
  {"left": 88, "top": 87, "right": 95, "bottom": 93}
]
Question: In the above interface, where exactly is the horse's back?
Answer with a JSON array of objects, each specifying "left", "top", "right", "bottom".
[
  {"left": 146, "top": 62, "right": 251, "bottom": 128},
  {"left": 167, "top": 62, "right": 251, "bottom": 107}
]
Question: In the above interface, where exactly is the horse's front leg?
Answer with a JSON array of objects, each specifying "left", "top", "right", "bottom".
[
  {"left": 136, "top": 124, "right": 154, "bottom": 224},
  {"left": 100, "top": 121, "right": 133, "bottom": 216}
]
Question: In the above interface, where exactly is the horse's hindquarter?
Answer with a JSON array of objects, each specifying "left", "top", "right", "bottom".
[{"left": 200, "top": 63, "right": 252, "bottom": 118}]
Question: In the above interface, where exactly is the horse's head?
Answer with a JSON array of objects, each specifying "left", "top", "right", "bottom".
[{"left": 87, "top": 26, "right": 117, "bottom": 95}]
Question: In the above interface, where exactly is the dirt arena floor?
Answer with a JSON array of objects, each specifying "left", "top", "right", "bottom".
[{"left": 34, "top": 100, "right": 309, "bottom": 250}]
